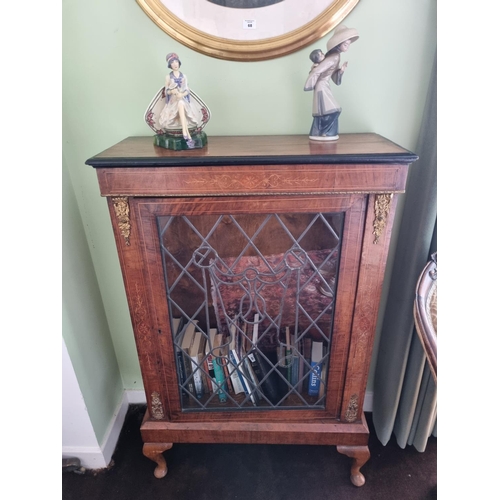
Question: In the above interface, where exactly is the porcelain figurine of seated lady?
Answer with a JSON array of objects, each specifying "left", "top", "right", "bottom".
[{"left": 144, "top": 53, "right": 210, "bottom": 150}]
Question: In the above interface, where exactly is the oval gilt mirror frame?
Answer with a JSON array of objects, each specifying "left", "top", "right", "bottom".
[{"left": 137, "top": 0, "right": 360, "bottom": 61}]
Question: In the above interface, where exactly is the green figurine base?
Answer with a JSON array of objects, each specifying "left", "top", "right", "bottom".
[{"left": 154, "top": 132, "right": 208, "bottom": 150}]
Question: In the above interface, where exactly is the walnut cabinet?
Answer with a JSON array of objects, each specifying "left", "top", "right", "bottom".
[{"left": 86, "top": 134, "right": 417, "bottom": 486}]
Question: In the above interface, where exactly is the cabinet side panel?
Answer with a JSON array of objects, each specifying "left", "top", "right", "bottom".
[
  {"left": 340, "top": 193, "right": 400, "bottom": 422},
  {"left": 106, "top": 197, "right": 170, "bottom": 420}
]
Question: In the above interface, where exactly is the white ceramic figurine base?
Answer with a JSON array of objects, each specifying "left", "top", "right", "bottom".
[{"left": 309, "top": 135, "right": 339, "bottom": 141}]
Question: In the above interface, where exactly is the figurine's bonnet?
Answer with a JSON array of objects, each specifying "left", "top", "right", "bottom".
[
  {"left": 166, "top": 52, "right": 180, "bottom": 65},
  {"left": 326, "top": 25, "right": 359, "bottom": 52}
]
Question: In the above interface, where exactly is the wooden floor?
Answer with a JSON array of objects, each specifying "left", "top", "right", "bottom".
[{"left": 62, "top": 405, "right": 437, "bottom": 500}]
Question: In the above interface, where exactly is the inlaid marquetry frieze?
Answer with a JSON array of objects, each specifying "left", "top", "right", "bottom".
[
  {"left": 185, "top": 173, "right": 319, "bottom": 191},
  {"left": 345, "top": 394, "right": 359, "bottom": 422},
  {"left": 151, "top": 391, "right": 165, "bottom": 420},
  {"left": 133, "top": 282, "right": 152, "bottom": 370},
  {"left": 111, "top": 197, "right": 131, "bottom": 245},
  {"left": 372, "top": 194, "right": 393, "bottom": 244},
  {"left": 355, "top": 286, "right": 376, "bottom": 351}
]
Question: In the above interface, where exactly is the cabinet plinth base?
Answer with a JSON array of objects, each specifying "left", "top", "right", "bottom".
[{"left": 141, "top": 411, "right": 370, "bottom": 484}]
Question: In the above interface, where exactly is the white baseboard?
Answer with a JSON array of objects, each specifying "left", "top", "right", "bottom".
[
  {"left": 63, "top": 390, "right": 145, "bottom": 470},
  {"left": 125, "top": 389, "right": 146, "bottom": 404}
]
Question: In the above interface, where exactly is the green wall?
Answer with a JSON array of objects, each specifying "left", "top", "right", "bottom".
[
  {"left": 62, "top": 0, "right": 437, "bottom": 430},
  {"left": 62, "top": 153, "right": 123, "bottom": 443}
]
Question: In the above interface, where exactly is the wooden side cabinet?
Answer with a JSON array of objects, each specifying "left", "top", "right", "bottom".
[{"left": 86, "top": 134, "right": 417, "bottom": 486}]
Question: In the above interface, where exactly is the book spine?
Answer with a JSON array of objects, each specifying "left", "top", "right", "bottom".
[
  {"left": 319, "top": 365, "right": 326, "bottom": 398},
  {"left": 202, "top": 358, "right": 214, "bottom": 394},
  {"left": 242, "top": 356, "right": 259, "bottom": 404},
  {"left": 212, "top": 357, "right": 228, "bottom": 403},
  {"left": 173, "top": 317, "right": 186, "bottom": 390},
  {"left": 228, "top": 351, "right": 245, "bottom": 394},
  {"left": 233, "top": 326, "right": 254, "bottom": 401},
  {"left": 249, "top": 350, "right": 280, "bottom": 405},
  {"left": 176, "top": 348, "right": 186, "bottom": 387},
  {"left": 206, "top": 353, "right": 218, "bottom": 393},
  {"left": 277, "top": 365, "right": 289, "bottom": 399},
  {"left": 213, "top": 358, "right": 227, "bottom": 403},
  {"left": 276, "top": 344, "right": 289, "bottom": 399},
  {"left": 190, "top": 356, "right": 204, "bottom": 398},
  {"left": 182, "top": 352, "right": 195, "bottom": 396},
  {"left": 245, "top": 354, "right": 261, "bottom": 392},
  {"left": 292, "top": 353, "right": 299, "bottom": 387},
  {"left": 303, "top": 338, "right": 312, "bottom": 392},
  {"left": 303, "top": 338, "right": 312, "bottom": 361},
  {"left": 308, "top": 361, "right": 322, "bottom": 396},
  {"left": 298, "top": 338, "right": 304, "bottom": 392},
  {"left": 308, "top": 341, "right": 324, "bottom": 397},
  {"left": 222, "top": 361, "right": 234, "bottom": 393},
  {"left": 285, "top": 327, "right": 292, "bottom": 382}
]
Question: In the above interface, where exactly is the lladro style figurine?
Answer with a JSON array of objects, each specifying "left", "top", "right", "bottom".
[
  {"left": 304, "top": 25, "right": 359, "bottom": 141},
  {"left": 144, "top": 53, "right": 210, "bottom": 150}
]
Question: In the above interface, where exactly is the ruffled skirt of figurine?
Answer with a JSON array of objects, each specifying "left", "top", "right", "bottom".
[{"left": 144, "top": 87, "right": 210, "bottom": 150}]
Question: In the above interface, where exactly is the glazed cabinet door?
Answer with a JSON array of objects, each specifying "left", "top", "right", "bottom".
[{"left": 110, "top": 193, "right": 369, "bottom": 423}]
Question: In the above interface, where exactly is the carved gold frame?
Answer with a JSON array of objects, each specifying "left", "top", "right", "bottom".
[{"left": 136, "top": 0, "right": 359, "bottom": 61}]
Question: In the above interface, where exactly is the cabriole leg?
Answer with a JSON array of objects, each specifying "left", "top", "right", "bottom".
[
  {"left": 142, "top": 442, "right": 173, "bottom": 478},
  {"left": 337, "top": 445, "right": 370, "bottom": 487}
]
